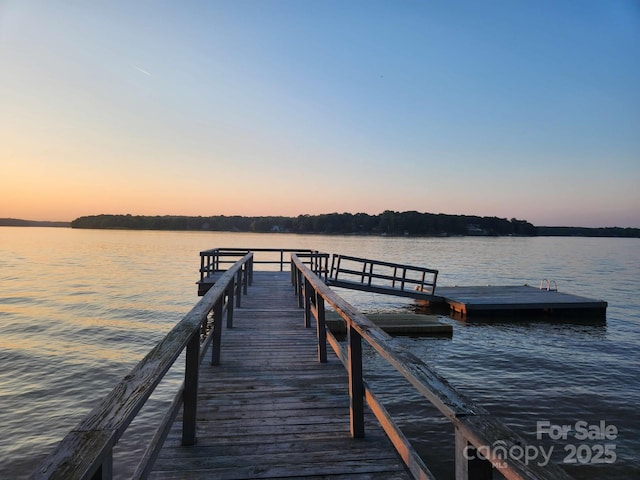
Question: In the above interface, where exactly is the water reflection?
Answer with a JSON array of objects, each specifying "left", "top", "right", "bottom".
[{"left": 0, "top": 228, "right": 638, "bottom": 479}]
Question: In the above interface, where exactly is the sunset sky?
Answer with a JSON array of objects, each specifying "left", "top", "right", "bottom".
[{"left": 1, "top": 1, "right": 639, "bottom": 227}]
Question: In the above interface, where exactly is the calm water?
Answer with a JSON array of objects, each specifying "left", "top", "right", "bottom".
[{"left": 1, "top": 227, "right": 638, "bottom": 479}]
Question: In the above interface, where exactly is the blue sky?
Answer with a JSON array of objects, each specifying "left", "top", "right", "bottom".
[{"left": 1, "top": 0, "right": 639, "bottom": 226}]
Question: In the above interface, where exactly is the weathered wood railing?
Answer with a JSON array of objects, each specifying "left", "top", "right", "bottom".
[
  {"left": 31, "top": 253, "right": 254, "bottom": 480},
  {"left": 292, "top": 253, "right": 573, "bottom": 480},
  {"left": 328, "top": 254, "right": 439, "bottom": 299},
  {"left": 200, "top": 247, "right": 328, "bottom": 282}
]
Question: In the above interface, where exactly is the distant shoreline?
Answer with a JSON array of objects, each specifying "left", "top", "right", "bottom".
[
  {"left": 3, "top": 215, "right": 638, "bottom": 238},
  {"left": 0, "top": 218, "right": 70, "bottom": 228}
]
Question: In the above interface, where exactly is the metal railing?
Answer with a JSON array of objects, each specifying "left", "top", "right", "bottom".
[
  {"left": 292, "top": 253, "right": 573, "bottom": 480},
  {"left": 32, "top": 254, "right": 254, "bottom": 480}
]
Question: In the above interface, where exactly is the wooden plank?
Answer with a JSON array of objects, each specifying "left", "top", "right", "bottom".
[{"left": 148, "top": 271, "right": 411, "bottom": 480}]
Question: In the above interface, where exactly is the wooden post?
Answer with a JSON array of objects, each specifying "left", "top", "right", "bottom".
[
  {"left": 316, "top": 292, "right": 327, "bottom": 363},
  {"left": 182, "top": 331, "right": 200, "bottom": 446},
  {"left": 226, "top": 284, "right": 234, "bottom": 329},
  {"left": 455, "top": 427, "right": 493, "bottom": 480},
  {"left": 91, "top": 450, "right": 113, "bottom": 480},
  {"left": 211, "top": 299, "right": 223, "bottom": 366},
  {"left": 242, "top": 264, "right": 248, "bottom": 294},
  {"left": 297, "top": 270, "right": 304, "bottom": 308},
  {"left": 303, "top": 278, "right": 311, "bottom": 328},
  {"left": 235, "top": 270, "right": 242, "bottom": 307},
  {"left": 348, "top": 323, "right": 365, "bottom": 438},
  {"left": 329, "top": 254, "right": 336, "bottom": 280},
  {"left": 290, "top": 259, "right": 295, "bottom": 286}
]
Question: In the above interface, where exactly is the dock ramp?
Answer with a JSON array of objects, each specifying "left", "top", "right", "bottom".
[{"left": 326, "top": 254, "right": 442, "bottom": 301}]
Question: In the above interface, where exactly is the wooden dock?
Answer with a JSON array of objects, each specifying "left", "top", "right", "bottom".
[
  {"left": 431, "top": 285, "right": 608, "bottom": 318},
  {"left": 150, "top": 271, "right": 412, "bottom": 479},
  {"left": 33, "top": 248, "right": 577, "bottom": 480},
  {"left": 199, "top": 248, "right": 607, "bottom": 319}
]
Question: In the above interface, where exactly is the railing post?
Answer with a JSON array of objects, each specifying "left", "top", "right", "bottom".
[
  {"left": 182, "top": 331, "right": 200, "bottom": 446},
  {"left": 248, "top": 257, "right": 254, "bottom": 285},
  {"left": 91, "top": 450, "right": 113, "bottom": 480},
  {"left": 296, "top": 270, "right": 304, "bottom": 308},
  {"left": 323, "top": 254, "right": 329, "bottom": 281},
  {"left": 226, "top": 284, "right": 235, "bottom": 328},
  {"left": 200, "top": 254, "right": 205, "bottom": 282},
  {"left": 242, "top": 263, "right": 248, "bottom": 295},
  {"left": 280, "top": 250, "right": 284, "bottom": 271},
  {"left": 316, "top": 292, "right": 327, "bottom": 363},
  {"left": 348, "top": 322, "right": 365, "bottom": 438},
  {"left": 290, "top": 259, "right": 295, "bottom": 286},
  {"left": 211, "top": 298, "right": 223, "bottom": 366},
  {"left": 331, "top": 254, "right": 340, "bottom": 281},
  {"left": 235, "top": 270, "right": 242, "bottom": 307},
  {"left": 303, "top": 278, "right": 311, "bottom": 328},
  {"left": 455, "top": 427, "right": 493, "bottom": 480}
]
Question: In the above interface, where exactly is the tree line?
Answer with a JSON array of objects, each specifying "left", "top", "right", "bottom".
[
  {"left": 0, "top": 218, "right": 70, "bottom": 228},
  {"left": 70, "top": 211, "right": 537, "bottom": 236},
  {"left": 536, "top": 226, "right": 640, "bottom": 238}
]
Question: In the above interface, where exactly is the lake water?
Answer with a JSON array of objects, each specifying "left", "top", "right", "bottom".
[{"left": 1, "top": 227, "right": 638, "bottom": 479}]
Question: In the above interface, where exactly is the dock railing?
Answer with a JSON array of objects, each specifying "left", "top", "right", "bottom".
[
  {"left": 200, "top": 247, "right": 329, "bottom": 282},
  {"left": 328, "top": 253, "right": 439, "bottom": 299},
  {"left": 292, "top": 253, "right": 573, "bottom": 480},
  {"left": 31, "top": 253, "right": 254, "bottom": 480}
]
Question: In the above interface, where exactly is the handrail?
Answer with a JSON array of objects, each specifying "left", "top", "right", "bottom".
[
  {"left": 31, "top": 253, "right": 254, "bottom": 480},
  {"left": 291, "top": 254, "right": 573, "bottom": 480},
  {"left": 200, "top": 247, "right": 329, "bottom": 281},
  {"left": 329, "top": 253, "right": 438, "bottom": 296}
]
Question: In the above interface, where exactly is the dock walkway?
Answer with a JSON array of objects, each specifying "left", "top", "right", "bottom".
[{"left": 149, "top": 271, "right": 411, "bottom": 479}]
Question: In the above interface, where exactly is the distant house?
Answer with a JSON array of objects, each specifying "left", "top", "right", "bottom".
[
  {"left": 466, "top": 224, "right": 486, "bottom": 235},
  {"left": 271, "top": 225, "right": 282, "bottom": 233}
]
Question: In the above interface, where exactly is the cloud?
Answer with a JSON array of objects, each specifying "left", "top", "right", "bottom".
[{"left": 130, "top": 63, "right": 151, "bottom": 76}]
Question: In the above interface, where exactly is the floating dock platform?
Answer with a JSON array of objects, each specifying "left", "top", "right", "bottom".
[
  {"left": 428, "top": 285, "right": 608, "bottom": 318},
  {"left": 325, "top": 312, "right": 452, "bottom": 336}
]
